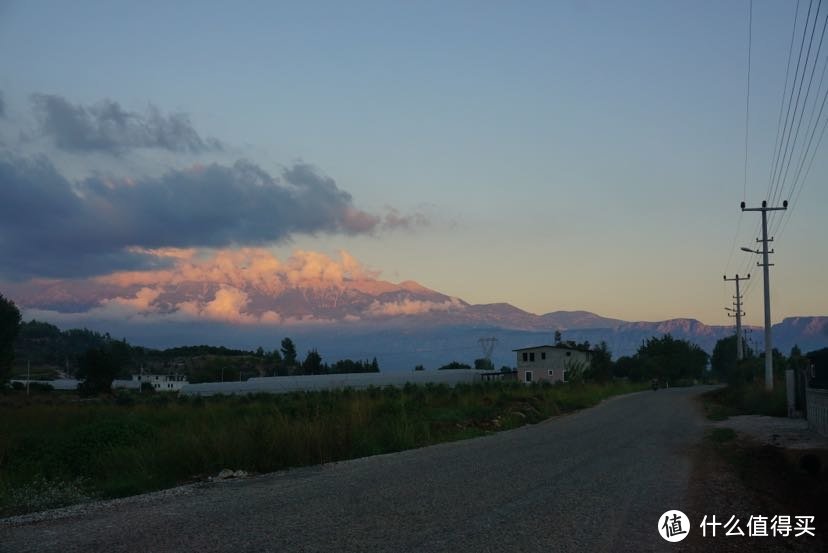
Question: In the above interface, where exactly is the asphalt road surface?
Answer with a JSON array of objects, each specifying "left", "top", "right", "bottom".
[{"left": 1, "top": 386, "right": 711, "bottom": 553}]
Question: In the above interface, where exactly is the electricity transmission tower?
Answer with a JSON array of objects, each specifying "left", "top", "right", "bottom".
[
  {"left": 478, "top": 337, "right": 498, "bottom": 362},
  {"left": 740, "top": 199, "right": 787, "bottom": 390},
  {"left": 724, "top": 273, "right": 750, "bottom": 361}
]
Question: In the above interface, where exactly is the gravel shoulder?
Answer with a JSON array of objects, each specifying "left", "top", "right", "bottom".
[{"left": 682, "top": 410, "right": 828, "bottom": 552}]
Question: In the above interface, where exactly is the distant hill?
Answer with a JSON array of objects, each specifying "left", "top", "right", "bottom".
[{"left": 6, "top": 272, "right": 828, "bottom": 372}]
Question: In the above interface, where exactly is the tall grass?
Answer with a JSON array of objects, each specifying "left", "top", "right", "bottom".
[
  {"left": 0, "top": 380, "right": 643, "bottom": 516},
  {"left": 702, "top": 379, "right": 788, "bottom": 420}
]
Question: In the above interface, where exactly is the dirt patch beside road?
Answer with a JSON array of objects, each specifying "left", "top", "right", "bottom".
[{"left": 682, "top": 430, "right": 827, "bottom": 552}]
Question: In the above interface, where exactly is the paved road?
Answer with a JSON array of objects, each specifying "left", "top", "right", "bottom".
[{"left": 1, "top": 386, "right": 710, "bottom": 553}]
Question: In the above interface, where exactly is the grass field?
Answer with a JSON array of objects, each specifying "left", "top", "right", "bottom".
[{"left": 0, "top": 379, "right": 644, "bottom": 516}]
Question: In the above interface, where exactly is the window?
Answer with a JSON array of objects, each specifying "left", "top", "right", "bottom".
[
  {"left": 541, "top": 352, "right": 546, "bottom": 360},
  {"left": 529, "top": 352, "right": 535, "bottom": 362},
  {"left": 525, "top": 371, "right": 533, "bottom": 383},
  {"left": 548, "top": 369, "right": 554, "bottom": 377},
  {"left": 522, "top": 352, "right": 528, "bottom": 362},
  {"left": 562, "top": 370, "right": 568, "bottom": 382},
  {"left": 566, "top": 351, "right": 571, "bottom": 357}
]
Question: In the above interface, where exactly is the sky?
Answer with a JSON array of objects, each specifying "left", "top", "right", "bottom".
[{"left": 1, "top": 0, "right": 827, "bottom": 328}]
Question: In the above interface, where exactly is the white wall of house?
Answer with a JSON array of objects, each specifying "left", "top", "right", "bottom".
[{"left": 514, "top": 346, "right": 591, "bottom": 384}]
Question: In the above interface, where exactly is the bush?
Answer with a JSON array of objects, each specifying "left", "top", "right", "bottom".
[{"left": 114, "top": 392, "right": 135, "bottom": 406}]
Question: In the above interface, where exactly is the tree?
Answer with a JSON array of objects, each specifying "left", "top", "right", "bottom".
[
  {"left": 269, "top": 349, "right": 284, "bottom": 376},
  {"left": 586, "top": 341, "right": 612, "bottom": 382},
  {"left": 613, "top": 356, "right": 635, "bottom": 379},
  {"left": 710, "top": 335, "right": 755, "bottom": 385},
  {"left": 414, "top": 364, "right": 425, "bottom": 371},
  {"left": 563, "top": 359, "right": 588, "bottom": 382},
  {"left": 77, "top": 346, "right": 120, "bottom": 395},
  {"left": 474, "top": 358, "right": 495, "bottom": 371},
  {"left": 281, "top": 338, "right": 297, "bottom": 368},
  {"left": 554, "top": 330, "right": 562, "bottom": 345},
  {"left": 0, "top": 294, "right": 22, "bottom": 383},
  {"left": 302, "top": 349, "right": 323, "bottom": 375},
  {"left": 634, "top": 334, "right": 708, "bottom": 383},
  {"left": 437, "top": 361, "right": 471, "bottom": 370}
]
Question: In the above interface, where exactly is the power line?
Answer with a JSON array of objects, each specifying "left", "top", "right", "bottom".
[
  {"left": 772, "top": 25, "right": 828, "bottom": 239},
  {"left": 768, "top": 0, "right": 803, "bottom": 197},
  {"left": 743, "top": 0, "right": 753, "bottom": 201},
  {"left": 775, "top": 107, "right": 828, "bottom": 241},
  {"left": 772, "top": 0, "right": 827, "bottom": 222},
  {"left": 768, "top": 0, "right": 814, "bottom": 207}
]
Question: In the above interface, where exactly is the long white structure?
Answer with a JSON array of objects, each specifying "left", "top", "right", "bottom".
[
  {"left": 10, "top": 373, "right": 188, "bottom": 392},
  {"left": 179, "top": 370, "right": 484, "bottom": 396}
]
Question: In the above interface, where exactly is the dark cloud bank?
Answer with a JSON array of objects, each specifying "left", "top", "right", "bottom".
[
  {"left": 0, "top": 93, "right": 427, "bottom": 280},
  {"left": 30, "top": 94, "right": 222, "bottom": 154},
  {"left": 0, "top": 155, "right": 383, "bottom": 279}
]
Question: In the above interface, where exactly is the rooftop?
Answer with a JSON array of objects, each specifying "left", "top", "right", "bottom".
[{"left": 512, "top": 344, "right": 590, "bottom": 353}]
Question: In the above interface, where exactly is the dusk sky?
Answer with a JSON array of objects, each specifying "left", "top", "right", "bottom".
[{"left": 1, "top": 0, "right": 827, "bottom": 328}]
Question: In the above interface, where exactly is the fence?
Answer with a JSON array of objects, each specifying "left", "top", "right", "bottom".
[{"left": 805, "top": 387, "right": 828, "bottom": 438}]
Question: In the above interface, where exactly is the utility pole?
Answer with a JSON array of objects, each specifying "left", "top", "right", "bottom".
[
  {"left": 741, "top": 199, "right": 787, "bottom": 390},
  {"left": 478, "top": 337, "right": 498, "bottom": 363},
  {"left": 723, "top": 274, "right": 750, "bottom": 360}
]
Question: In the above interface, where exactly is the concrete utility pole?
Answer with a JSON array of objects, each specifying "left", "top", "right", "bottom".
[
  {"left": 741, "top": 200, "right": 787, "bottom": 391},
  {"left": 724, "top": 273, "right": 750, "bottom": 361}
]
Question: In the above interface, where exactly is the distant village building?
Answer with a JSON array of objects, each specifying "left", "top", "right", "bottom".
[
  {"left": 131, "top": 373, "right": 188, "bottom": 392},
  {"left": 513, "top": 345, "right": 591, "bottom": 384}
]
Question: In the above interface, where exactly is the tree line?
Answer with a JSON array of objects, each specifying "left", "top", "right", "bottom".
[
  {"left": 0, "top": 293, "right": 380, "bottom": 394},
  {"left": 708, "top": 334, "right": 812, "bottom": 387}
]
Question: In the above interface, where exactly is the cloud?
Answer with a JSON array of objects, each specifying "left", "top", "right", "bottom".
[
  {"left": 0, "top": 90, "right": 5, "bottom": 118},
  {"left": 95, "top": 248, "right": 378, "bottom": 293},
  {"left": 366, "top": 297, "right": 464, "bottom": 317},
  {"left": 5, "top": 248, "right": 451, "bottom": 326},
  {"left": 0, "top": 154, "right": 384, "bottom": 279},
  {"left": 381, "top": 207, "right": 430, "bottom": 230},
  {"left": 30, "top": 94, "right": 222, "bottom": 154}
]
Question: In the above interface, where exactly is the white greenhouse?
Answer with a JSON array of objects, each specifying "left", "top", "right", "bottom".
[{"left": 179, "top": 370, "right": 486, "bottom": 396}]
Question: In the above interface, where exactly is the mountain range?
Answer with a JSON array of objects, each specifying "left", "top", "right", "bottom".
[{"left": 7, "top": 267, "right": 828, "bottom": 370}]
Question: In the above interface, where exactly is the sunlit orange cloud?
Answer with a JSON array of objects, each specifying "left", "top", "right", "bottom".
[
  {"left": 76, "top": 248, "right": 387, "bottom": 324},
  {"left": 175, "top": 286, "right": 258, "bottom": 324},
  {"left": 366, "top": 298, "right": 463, "bottom": 316},
  {"left": 99, "top": 248, "right": 378, "bottom": 292},
  {"left": 15, "top": 248, "right": 466, "bottom": 326}
]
